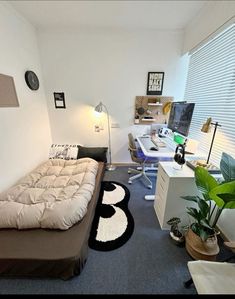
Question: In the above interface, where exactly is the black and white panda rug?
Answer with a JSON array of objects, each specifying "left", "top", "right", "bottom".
[{"left": 88, "top": 181, "right": 134, "bottom": 251}]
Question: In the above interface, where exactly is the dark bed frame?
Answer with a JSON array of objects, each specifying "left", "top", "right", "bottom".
[{"left": 0, "top": 162, "right": 105, "bottom": 280}]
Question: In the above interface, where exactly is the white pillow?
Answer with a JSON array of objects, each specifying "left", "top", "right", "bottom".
[{"left": 49, "top": 144, "right": 79, "bottom": 160}]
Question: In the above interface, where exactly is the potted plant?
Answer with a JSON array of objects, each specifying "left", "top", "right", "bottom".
[
  {"left": 182, "top": 152, "right": 235, "bottom": 261},
  {"left": 167, "top": 217, "right": 185, "bottom": 246}
]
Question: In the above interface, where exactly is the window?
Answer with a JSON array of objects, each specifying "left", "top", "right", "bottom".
[{"left": 185, "top": 24, "right": 235, "bottom": 166}]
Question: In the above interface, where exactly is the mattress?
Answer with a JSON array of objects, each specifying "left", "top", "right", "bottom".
[
  {"left": 0, "top": 162, "right": 105, "bottom": 280},
  {"left": 0, "top": 158, "right": 99, "bottom": 230}
]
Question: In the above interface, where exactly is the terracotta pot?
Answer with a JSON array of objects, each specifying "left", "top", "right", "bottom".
[{"left": 185, "top": 228, "right": 220, "bottom": 261}]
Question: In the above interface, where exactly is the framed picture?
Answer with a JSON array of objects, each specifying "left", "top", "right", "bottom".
[
  {"left": 0, "top": 74, "right": 19, "bottom": 107},
  {"left": 54, "top": 92, "right": 66, "bottom": 109},
  {"left": 147, "top": 72, "right": 164, "bottom": 95}
]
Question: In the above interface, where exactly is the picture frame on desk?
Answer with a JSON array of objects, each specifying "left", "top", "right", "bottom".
[{"left": 146, "top": 72, "right": 164, "bottom": 95}]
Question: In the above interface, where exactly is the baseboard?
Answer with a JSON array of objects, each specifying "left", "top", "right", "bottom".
[{"left": 111, "top": 163, "right": 138, "bottom": 166}]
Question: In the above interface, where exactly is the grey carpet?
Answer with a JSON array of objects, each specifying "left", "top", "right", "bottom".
[{"left": 0, "top": 166, "right": 230, "bottom": 294}]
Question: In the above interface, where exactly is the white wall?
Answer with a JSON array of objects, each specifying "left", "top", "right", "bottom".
[
  {"left": 38, "top": 28, "right": 189, "bottom": 163},
  {"left": 183, "top": 0, "right": 235, "bottom": 54},
  {"left": 0, "top": 3, "right": 52, "bottom": 192}
]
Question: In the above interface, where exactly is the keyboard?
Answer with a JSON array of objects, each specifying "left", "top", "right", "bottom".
[
  {"left": 151, "top": 136, "right": 167, "bottom": 147},
  {"left": 139, "top": 136, "right": 159, "bottom": 152}
]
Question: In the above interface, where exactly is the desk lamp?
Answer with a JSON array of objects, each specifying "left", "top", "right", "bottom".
[
  {"left": 94, "top": 102, "right": 116, "bottom": 171},
  {"left": 186, "top": 117, "right": 221, "bottom": 173}
]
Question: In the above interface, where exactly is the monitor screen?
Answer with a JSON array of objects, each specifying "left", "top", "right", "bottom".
[{"left": 167, "top": 102, "right": 195, "bottom": 137}]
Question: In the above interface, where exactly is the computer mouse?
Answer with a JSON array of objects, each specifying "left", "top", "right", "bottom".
[{"left": 150, "top": 147, "right": 158, "bottom": 151}]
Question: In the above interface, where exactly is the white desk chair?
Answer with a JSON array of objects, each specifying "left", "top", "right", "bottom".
[
  {"left": 185, "top": 241, "right": 235, "bottom": 294},
  {"left": 187, "top": 260, "right": 235, "bottom": 294},
  {"left": 127, "top": 133, "right": 158, "bottom": 189}
]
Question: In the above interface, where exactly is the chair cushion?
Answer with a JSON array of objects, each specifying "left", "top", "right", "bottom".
[
  {"left": 136, "top": 148, "right": 173, "bottom": 164},
  {"left": 136, "top": 148, "right": 146, "bottom": 159},
  {"left": 136, "top": 148, "right": 158, "bottom": 163}
]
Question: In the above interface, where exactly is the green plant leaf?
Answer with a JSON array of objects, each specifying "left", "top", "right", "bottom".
[
  {"left": 198, "top": 198, "right": 210, "bottom": 218},
  {"left": 202, "top": 192, "right": 210, "bottom": 201},
  {"left": 209, "top": 181, "right": 235, "bottom": 208},
  {"left": 190, "top": 223, "right": 210, "bottom": 241},
  {"left": 186, "top": 207, "right": 200, "bottom": 220},
  {"left": 181, "top": 195, "right": 199, "bottom": 203},
  {"left": 199, "top": 229, "right": 210, "bottom": 241},
  {"left": 220, "top": 152, "right": 235, "bottom": 182},
  {"left": 200, "top": 219, "right": 213, "bottom": 230},
  {"left": 195, "top": 166, "right": 218, "bottom": 196}
]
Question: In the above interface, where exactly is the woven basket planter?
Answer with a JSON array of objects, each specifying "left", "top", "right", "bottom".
[{"left": 185, "top": 228, "right": 220, "bottom": 261}]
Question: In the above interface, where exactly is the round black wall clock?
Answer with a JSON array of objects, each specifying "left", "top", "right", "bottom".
[{"left": 25, "top": 70, "right": 39, "bottom": 90}]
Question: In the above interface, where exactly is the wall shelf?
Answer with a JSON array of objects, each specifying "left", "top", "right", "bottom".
[
  {"left": 134, "top": 96, "right": 174, "bottom": 125},
  {"left": 141, "top": 118, "right": 156, "bottom": 122},
  {"left": 147, "top": 103, "right": 163, "bottom": 106}
]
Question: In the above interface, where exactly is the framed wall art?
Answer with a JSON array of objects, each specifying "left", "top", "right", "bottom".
[
  {"left": 146, "top": 72, "right": 164, "bottom": 95},
  {"left": 54, "top": 92, "right": 66, "bottom": 109},
  {"left": 0, "top": 74, "right": 19, "bottom": 107}
]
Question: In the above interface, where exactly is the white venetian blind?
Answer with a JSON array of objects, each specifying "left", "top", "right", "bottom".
[{"left": 184, "top": 24, "right": 235, "bottom": 167}]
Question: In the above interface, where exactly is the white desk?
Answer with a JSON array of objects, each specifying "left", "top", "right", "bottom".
[
  {"left": 137, "top": 135, "right": 175, "bottom": 158},
  {"left": 137, "top": 135, "right": 205, "bottom": 159},
  {"left": 136, "top": 135, "right": 203, "bottom": 200},
  {"left": 136, "top": 135, "right": 174, "bottom": 200}
]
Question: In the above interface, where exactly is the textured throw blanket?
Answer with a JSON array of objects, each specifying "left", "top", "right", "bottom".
[{"left": 0, "top": 158, "right": 98, "bottom": 230}]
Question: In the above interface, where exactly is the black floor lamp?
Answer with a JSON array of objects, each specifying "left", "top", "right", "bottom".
[
  {"left": 94, "top": 101, "right": 116, "bottom": 171},
  {"left": 201, "top": 117, "right": 222, "bottom": 164}
]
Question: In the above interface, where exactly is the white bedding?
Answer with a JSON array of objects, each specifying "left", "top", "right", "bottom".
[{"left": 0, "top": 158, "right": 99, "bottom": 230}]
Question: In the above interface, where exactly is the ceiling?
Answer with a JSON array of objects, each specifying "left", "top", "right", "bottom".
[{"left": 9, "top": 0, "right": 208, "bottom": 31}]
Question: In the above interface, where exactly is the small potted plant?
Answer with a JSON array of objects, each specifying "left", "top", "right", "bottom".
[
  {"left": 181, "top": 152, "right": 235, "bottom": 260},
  {"left": 167, "top": 217, "right": 185, "bottom": 246}
]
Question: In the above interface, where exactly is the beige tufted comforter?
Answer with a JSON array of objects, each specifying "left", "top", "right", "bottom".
[{"left": 0, "top": 158, "right": 99, "bottom": 230}]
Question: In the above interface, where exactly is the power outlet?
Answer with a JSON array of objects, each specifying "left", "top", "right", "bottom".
[{"left": 95, "top": 125, "right": 100, "bottom": 132}]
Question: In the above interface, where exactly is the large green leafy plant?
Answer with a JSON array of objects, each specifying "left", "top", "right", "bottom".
[{"left": 182, "top": 152, "right": 235, "bottom": 241}]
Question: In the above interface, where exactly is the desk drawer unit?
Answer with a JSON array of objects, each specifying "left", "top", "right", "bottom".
[
  {"left": 154, "top": 164, "right": 169, "bottom": 228},
  {"left": 158, "top": 164, "right": 168, "bottom": 183},
  {"left": 154, "top": 162, "right": 198, "bottom": 230},
  {"left": 154, "top": 195, "right": 164, "bottom": 226},
  {"left": 157, "top": 172, "right": 168, "bottom": 199},
  {"left": 154, "top": 193, "right": 166, "bottom": 226}
]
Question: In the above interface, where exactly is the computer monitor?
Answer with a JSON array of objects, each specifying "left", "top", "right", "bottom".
[{"left": 167, "top": 102, "right": 195, "bottom": 137}]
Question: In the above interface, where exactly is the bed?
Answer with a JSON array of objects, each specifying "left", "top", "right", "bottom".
[{"left": 0, "top": 158, "right": 105, "bottom": 280}]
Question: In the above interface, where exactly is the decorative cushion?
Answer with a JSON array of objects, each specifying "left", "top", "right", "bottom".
[
  {"left": 49, "top": 144, "right": 79, "bottom": 160},
  {"left": 77, "top": 146, "right": 108, "bottom": 162}
]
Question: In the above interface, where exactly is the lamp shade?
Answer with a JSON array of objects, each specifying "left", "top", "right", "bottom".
[
  {"left": 94, "top": 101, "right": 116, "bottom": 171},
  {"left": 94, "top": 102, "right": 103, "bottom": 113},
  {"left": 201, "top": 117, "right": 212, "bottom": 133}
]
